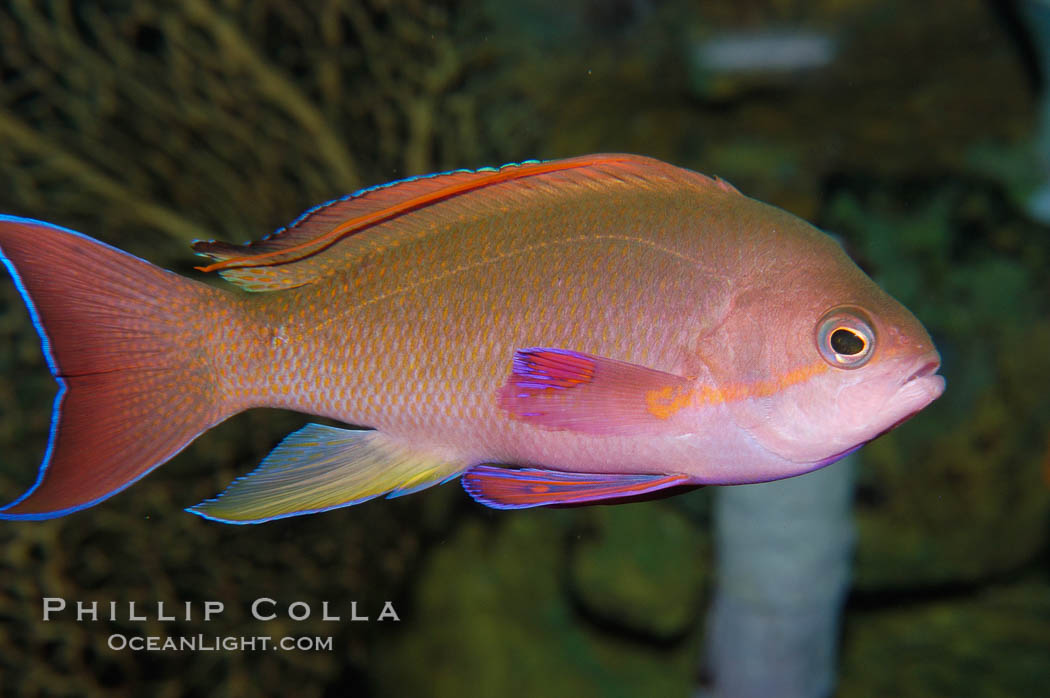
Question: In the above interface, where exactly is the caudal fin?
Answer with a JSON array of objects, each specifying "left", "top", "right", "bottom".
[{"left": 0, "top": 215, "right": 232, "bottom": 519}]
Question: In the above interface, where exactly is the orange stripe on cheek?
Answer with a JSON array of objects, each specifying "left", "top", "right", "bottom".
[
  {"left": 645, "top": 385, "right": 693, "bottom": 419},
  {"left": 768, "top": 361, "right": 830, "bottom": 394},
  {"left": 645, "top": 360, "right": 830, "bottom": 419}
]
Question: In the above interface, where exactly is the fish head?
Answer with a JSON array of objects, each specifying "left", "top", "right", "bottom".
[{"left": 700, "top": 222, "right": 944, "bottom": 478}]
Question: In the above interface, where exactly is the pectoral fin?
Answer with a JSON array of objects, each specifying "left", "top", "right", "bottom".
[
  {"left": 497, "top": 347, "right": 693, "bottom": 435},
  {"left": 461, "top": 464, "right": 693, "bottom": 509},
  {"left": 188, "top": 425, "right": 466, "bottom": 524}
]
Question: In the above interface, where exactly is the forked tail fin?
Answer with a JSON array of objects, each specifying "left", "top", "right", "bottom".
[{"left": 0, "top": 215, "right": 234, "bottom": 519}]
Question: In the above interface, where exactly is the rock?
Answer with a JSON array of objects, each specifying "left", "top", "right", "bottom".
[
  {"left": 839, "top": 577, "right": 1050, "bottom": 697},
  {"left": 374, "top": 510, "right": 705, "bottom": 697},
  {"left": 567, "top": 498, "right": 711, "bottom": 642},
  {"left": 820, "top": 177, "right": 1050, "bottom": 590}
]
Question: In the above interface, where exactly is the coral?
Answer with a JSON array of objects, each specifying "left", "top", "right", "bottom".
[
  {"left": 0, "top": 0, "right": 1047, "bottom": 695},
  {"left": 0, "top": 4, "right": 490, "bottom": 691},
  {"left": 567, "top": 498, "right": 712, "bottom": 642},
  {"left": 820, "top": 176, "right": 1050, "bottom": 590},
  {"left": 0, "top": 0, "right": 486, "bottom": 253},
  {"left": 371, "top": 508, "right": 707, "bottom": 698},
  {"left": 839, "top": 577, "right": 1050, "bottom": 698}
]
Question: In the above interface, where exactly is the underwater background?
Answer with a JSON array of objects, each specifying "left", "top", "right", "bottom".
[{"left": 0, "top": 0, "right": 1048, "bottom": 695}]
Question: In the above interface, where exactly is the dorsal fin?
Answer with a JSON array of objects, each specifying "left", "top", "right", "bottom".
[{"left": 192, "top": 154, "right": 739, "bottom": 292}]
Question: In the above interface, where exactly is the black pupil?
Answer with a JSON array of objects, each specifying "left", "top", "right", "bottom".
[{"left": 831, "top": 329, "right": 865, "bottom": 355}]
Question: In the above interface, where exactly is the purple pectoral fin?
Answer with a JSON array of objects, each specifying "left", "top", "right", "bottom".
[
  {"left": 496, "top": 347, "right": 692, "bottom": 435},
  {"left": 461, "top": 465, "right": 693, "bottom": 509}
]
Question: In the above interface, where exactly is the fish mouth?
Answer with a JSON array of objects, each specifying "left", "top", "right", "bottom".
[
  {"left": 889, "top": 353, "right": 945, "bottom": 426},
  {"left": 900, "top": 355, "right": 945, "bottom": 397},
  {"left": 903, "top": 359, "right": 941, "bottom": 385}
]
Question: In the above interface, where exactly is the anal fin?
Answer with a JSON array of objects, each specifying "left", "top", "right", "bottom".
[
  {"left": 461, "top": 464, "right": 693, "bottom": 509},
  {"left": 188, "top": 425, "right": 466, "bottom": 524}
]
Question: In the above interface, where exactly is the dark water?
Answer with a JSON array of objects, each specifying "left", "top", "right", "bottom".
[{"left": 0, "top": 1, "right": 1048, "bottom": 696}]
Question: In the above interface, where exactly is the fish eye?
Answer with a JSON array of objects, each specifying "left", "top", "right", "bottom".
[
  {"left": 816, "top": 306, "right": 876, "bottom": 368},
  {"left": 831, "top": 328, "right": 865, "bottom": 355}
]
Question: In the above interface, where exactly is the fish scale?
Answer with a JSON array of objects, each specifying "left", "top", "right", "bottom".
[{"left": 0, "top": 154, "right": 943, "bottom": 522}]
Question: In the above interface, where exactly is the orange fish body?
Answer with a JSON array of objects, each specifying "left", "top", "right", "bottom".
[{"left": 0, "top": 155, "right": 944, "bottom": 523}]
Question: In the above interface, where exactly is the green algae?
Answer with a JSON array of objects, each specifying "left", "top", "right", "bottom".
[
  {"left": 0, "top": 0, "right": 1047, "bottom": 695},
  {"left": 821, "top": 178, "right": 1050, "bottom": 591},
  {"left": 372, "top": 509, "right": 705, "bottom": 698}
]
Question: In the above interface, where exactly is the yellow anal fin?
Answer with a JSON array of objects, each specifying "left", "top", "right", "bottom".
[{"left": 187, "top": 425, "right": 466, "bottom": 524}]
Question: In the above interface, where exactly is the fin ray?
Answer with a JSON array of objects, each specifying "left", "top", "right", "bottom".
[
  {"left": 497, "top": 347, "right": 693, "bottom": 435},
  {"left": 0, "top": 216, "right": 231, "bottom": 519},
  {"left": 188, "top": 425, "right": 466, "bottom": 524},
  {"left": 192, "top": 154, "right": 738, "bottom": 291},
  {"left": 461, "top": 465, "right": 692, "bottom": 509}
]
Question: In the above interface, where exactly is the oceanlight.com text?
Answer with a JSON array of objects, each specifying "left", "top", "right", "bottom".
[{"left": 107, "top": 634, "right": 334, "bottom": 652}]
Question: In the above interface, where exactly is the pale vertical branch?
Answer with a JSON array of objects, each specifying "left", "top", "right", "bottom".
[
  {"left": 317, "top": 0, "right": 347, "bottom": 120},
  {"left": 701, "top": 459, "right": 857, "bottom": 698},
  {"left": 403, "top": 33, "right": 464, "bottom": 174},
  {"left": 181, "top": 0, "right": 362, "bottom": 190},
  {"left": 0, "top": 111, "right": 212, "bottom": 245},
  {"left": 0, "top": 0, "right": 491, "bottom": 255}
]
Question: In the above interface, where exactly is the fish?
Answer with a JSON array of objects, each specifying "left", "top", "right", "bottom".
[{"left": 0, "top": 154, "right": 945, "bottom": 524}]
